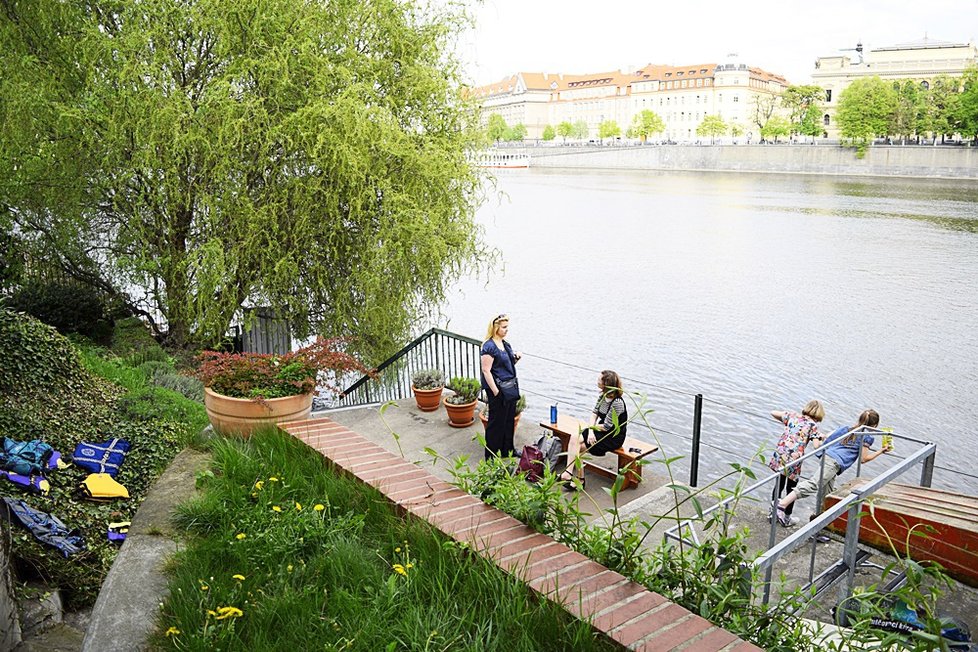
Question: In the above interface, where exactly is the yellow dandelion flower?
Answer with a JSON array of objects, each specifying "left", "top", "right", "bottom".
[
  {"left": 207, "top": 609, "right": 216, "bottom": 616},
  {"left": 295, "top": 502, "right": 302, "bottom": 511},
  {"left": 200, "top": 584, "right": 209, "bottom": 591},
  {"left": 165, "top": 627, "right": 181, "bottom": 637},
  {"left": 272, "top": 505, "right": 282, "bottom": 512},
  {"left": 235, "top": 533, "right": 246, "bottom": 540},
  {"left": 314, "top": 504, "right": 325, "bottom": 511},
  {"left": 287, "top": 564, "right": 293, "bottom": 572},
  {"left": 269, "top": 476, "right": 279, "bottom": 482},
  {"left": 254, "top": 480, "right": 264, "bottom": 490},
  {"left": 232, "top": 574, "right": 246, "bottom": 581},
  {"left": 214, "top": 606, "right": 244, "bottom": 620},
  {"left": 406, "top": 563, "right": 414, "bottom": 569},
  {"left": 394, "top": 547, "right": 401, "bottom": 553},
  {"left": 392, "top": 564, "right": 407, "bottom": 577}
]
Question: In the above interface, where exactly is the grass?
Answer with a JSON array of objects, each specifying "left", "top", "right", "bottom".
[{"left": 153, "top": 429, "right": 618, "bottom": 651}]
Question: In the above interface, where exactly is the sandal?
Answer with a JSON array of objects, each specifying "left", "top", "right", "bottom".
[{"left": 561, "top": 474, "right": 585, "bottom": 491}]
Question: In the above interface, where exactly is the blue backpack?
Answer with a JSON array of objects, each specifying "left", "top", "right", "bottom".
[{"left": 1, "top": 438, "right": 55, "bottom": 476}]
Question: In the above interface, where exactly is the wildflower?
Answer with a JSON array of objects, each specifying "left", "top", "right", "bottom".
[
  {"left": 314, "top": 504, "right": 325, "bottom": 511},
  {"left": 287, "top": 564, "right": 293, "bottom": 572},
  {"left": 272, "top": 505, "right": 282, "bottom": 512},
  {"left": 214, "top": 606, "right": 244, "bottom": 620},
  {"left": 406, "top": 563, "right": 414, "bottom": 569},
  {"left": 232, "top": 574, "right": 246, "bottom": 581},
  {"left": 392, "top": 564, "right": 407, "bottom": 577},
  {"left": 235, "top": 533, "right": 247, "bottom": 540},
  {"left": 165, "top": 627, "right": 180, "bottom": 637},
  {"left": 200, "top": 584, "right": 209, "bottom": 591},
  {"left": 295, "top": 502, "right": 302, "bottom": 511},
  {"left": 269, "top": 476, "right": 279, "bottom": 482},
  {"left": 253, "top": 480, "right": 264, "bottom": 491},
  {"left": 395, "top": 547, "right": 401, "bottom": 553}
]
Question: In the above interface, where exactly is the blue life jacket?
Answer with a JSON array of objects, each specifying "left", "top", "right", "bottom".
[
  {"left": 1, "top": 438, "right": 55, "bottom": 476},
  {"left": 72, "top": 439, "right": 130, "bottom": 477}
]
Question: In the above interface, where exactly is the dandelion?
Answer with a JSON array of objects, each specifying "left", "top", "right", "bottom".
[
  {"left": 214, "top": 606, "right": 244, "bottom": 620},
  {"left": 394, "top": 547, "right": 401, "bottom": 553},
  {"left": 235, "top": 533, "right": 247, "bottom": 540},
  {"left": 165, "top": 627, "right": 180, "bottom": 637},
  {"left": 287, "top": 564, "right": 293, "bottom": 572},
  {"left": 295, "top": 502, "right": 302, "bottom": 511},
  {"left": 272, "top": 505, "right": 282, "bottom": 512},
  {"left": 200, "top": 584, "right": 209, "bottom": 591},
  {"left": 406, "top": 563, "right": 414, "bottom": 569},
  {"left": 392, "top": 564, "right": 407, "bottom": 577},
  {"left": 314, "top": 504, "right": 325, "bottom": 511},
  {"left": 232, "top": 574, "right": 246, "bottom": 581},
  {"left": 254, "top": 480, "right": 264, "bottom": 491},
  {"left": 269, "top": 476, "right": 279, "bottom": 482}
]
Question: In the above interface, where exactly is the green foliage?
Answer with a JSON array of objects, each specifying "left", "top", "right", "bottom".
[
  {"left": 155, "top": 431, "right": 616, "bottom": 651},
  {"left": 556, "top": 121, "right": 573, "bottom": 140},
  {"left": 750, "top": 94, "right": 779, "bottom": 131},
  {"left": 487, "top": 113, "right": 509, "bottom": 141},
  {"left": 729, "top": 122, "right": 745, "bottom": 137},
  {"left": 0, "top": 311, "right": 206, "bottom": 608},
  {"left": 541, "top": 124, "right": 556, "bottom": 141},
  {"left": 111, "top": 317, "right": 162, "bottom": 357},
  {"left": 138, "top": 361, "right": 174, "bottom": 380},
  {"left": 696, "top": 114, "right": 728, "bottom": 141},
  {"left": 837, "top": 77, "right": 898, "bottom": 144},
  {"left": 597, "top": 120, "right": 620, "bottom": 139},
  {"left": 0, "top": 0, "right": 491, "bottom": 354},
  {"left": 761, "top": 115, "right": 792, "bottom": 143},
  {"left": 151, "top": 372, "right": 205, "bottom": 403},
  {"left": 124, "top": 345, "right": 171, "bottom": 368},
  {"left": 956, "top": 66, "right": 978, "bottom": 140},
  {"left": 571, "top": 120, "right": 589, "bottom": 140},
  {"left": 6, "top": 279, "right": 112, "bottom": 342},
  {"left": 627, "top": 110, "right": 666, "bottom": 140},
  {"left": 507, "top": 123, "right": 527, "bottom": 141},
  {"left": 781, "top": 85, "right": 824, "bottom": 140},
  {"left": 410, "top": 368, "right": 445, "bottom": 390},
  {"left": 445, "top": 376, "right": 480, "bottom": 404},
  {"left": 891, "top": 80, "right": 926, "bottom": 141}
]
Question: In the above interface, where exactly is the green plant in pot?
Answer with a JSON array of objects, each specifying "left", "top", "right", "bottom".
[
  {"left": 443, "top": 376, "right": 481, "bottom": 428},
  {"left": 411, "top": 368, "right": 445, "bottom": 412},
  {"left": 479, "top": 393, "right": 526, "bottom": 430},
  {"left": 197, "top": 337, "right": 371, "bottom": 436}
]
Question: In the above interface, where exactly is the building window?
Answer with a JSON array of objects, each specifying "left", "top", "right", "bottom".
[
  {"left": 823, "top": 114, "right": 830, "bottom": 126},
  {"left": 825, "top": 89, "right": 832, "bottom": 102},
  {"left": 681, "top": 80, "right": 688, "bottom": 88},
  {"left": 733, "top": 95, "right": 739, "bottom": 102}
]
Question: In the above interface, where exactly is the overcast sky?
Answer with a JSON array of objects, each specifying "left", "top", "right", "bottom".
[{"left": 458, "top": 0, "right": 978, "bottom": 86}]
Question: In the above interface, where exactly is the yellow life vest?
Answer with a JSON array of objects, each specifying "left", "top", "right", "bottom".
[{"left": 80, "top": 473, "right": 130, "bottom": 501}]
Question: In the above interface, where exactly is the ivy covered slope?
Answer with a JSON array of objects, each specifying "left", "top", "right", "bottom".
[{"left": 0, "top": 310, "right": 207, "bottom": 608}]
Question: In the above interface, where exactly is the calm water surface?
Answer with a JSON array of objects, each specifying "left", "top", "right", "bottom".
[{"left": 438, "top": 169, "right": 978, "bottom": 493}]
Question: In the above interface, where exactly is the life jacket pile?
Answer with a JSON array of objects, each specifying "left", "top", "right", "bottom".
[{"left": 80, "top": 473, "right": 130, "bottom": 502}]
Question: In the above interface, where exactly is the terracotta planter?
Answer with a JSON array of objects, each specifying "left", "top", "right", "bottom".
[
  {"left": 412, "top": 385, "right": 444, "bottom": 412},
  {"left": 204, "top": 387, "right": 313, "bottom": 437},
  {"left": 443, "top": 396, "right": 477, "bottom": 428},
  {"left": 478, "top": 411, "right": 521, "bottom": 430}
]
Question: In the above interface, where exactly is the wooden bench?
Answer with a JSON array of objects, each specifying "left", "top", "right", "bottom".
[{"left": 539, "top": 414, "right": 657, "bottom": 490}]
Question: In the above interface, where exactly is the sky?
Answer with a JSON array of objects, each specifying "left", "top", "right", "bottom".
[{"left": 458, "top": 0, "right": 978, "bottom": 86}]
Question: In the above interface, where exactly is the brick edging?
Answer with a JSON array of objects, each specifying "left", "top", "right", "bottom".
[{"left": 281, "top": 417, "right": 761, "bottom": 652}]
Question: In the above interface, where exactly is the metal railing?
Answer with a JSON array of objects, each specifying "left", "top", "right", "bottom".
[
  {"left": 663, "top": 427, "right": 939, "bottom": 608},
  {"left": 334, "top": 328, "right": 482, "bottom": 408}
]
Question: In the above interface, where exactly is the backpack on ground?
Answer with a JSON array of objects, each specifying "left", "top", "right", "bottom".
[{"left": 517, "top": 432, "right": 563, "bottom": 483}]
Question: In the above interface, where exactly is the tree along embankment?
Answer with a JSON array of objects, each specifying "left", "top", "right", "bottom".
[{"left": 527, "top": 144, "right": 978, "bottom": 179}]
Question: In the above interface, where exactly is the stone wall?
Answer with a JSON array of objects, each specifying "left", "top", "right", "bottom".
[
  {"left": 1, "top": 524, "right": 22, "bottom": 650},
  {"left": 527, "top": 144, "right": 978, "bottom": 179}
]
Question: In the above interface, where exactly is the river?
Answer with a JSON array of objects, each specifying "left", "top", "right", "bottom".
[{"left": 438, "top": 168, "right": 978, "bottom": 494}]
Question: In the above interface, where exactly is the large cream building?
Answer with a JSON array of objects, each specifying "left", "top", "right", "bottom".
[
  {"left": 812, "top": 37, "right": 978, "bottom": 139},
  {"left": 470, "top": 56, "right": 789, "bottom": 142}
]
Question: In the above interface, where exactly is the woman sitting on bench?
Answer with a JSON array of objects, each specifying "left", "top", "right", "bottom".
[{"left": 558, "top": 370, "right": 628, "bottom": 490}]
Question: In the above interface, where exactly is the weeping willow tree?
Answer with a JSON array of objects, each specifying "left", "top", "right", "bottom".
[{"left": 0, "top": 0, "right": 491, "bottom": 355}]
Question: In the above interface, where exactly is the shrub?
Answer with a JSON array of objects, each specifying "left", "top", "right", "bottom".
[
  {"left": 137, "top": 360, "right": 173, "bottom": 379},
  {"left": 197, "top": 338, "right": 371, "bottom": 400},
  {"left": 445, "top": 377, "right": 480, "bottom": 404},
  {"left": 151, "top": 372, "right": 204, "bottom": 403},
  {"left": 111, "top": 317, "right": 160, "bottom": 356},
  {"left": 6, "top": 279, "right": 111, "bottom": 341},
  {"left": 125, "top": 345, "right": 171, "bottom": 367}
]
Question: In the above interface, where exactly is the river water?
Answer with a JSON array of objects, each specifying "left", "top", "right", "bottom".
[{"left": 438, "top": 168, "right": 978, "bottom": 494}]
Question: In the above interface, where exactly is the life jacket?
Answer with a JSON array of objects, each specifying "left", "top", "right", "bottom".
[
  {"left": 72, "top": 439, "right": 130, "bottom": 477},
  {"left": 0, "top": 470, "right": 50, "bottom": 495},
  {"left": 107, "top": 521, "right": 130, "bottom": 544},
  {"left": 80, "top": 473, "right": 130, "bottom": 502}
]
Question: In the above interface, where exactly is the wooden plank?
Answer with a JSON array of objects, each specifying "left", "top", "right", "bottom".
[
  {"left": 825, "top": 480, "right": 978, "bottom": 587},
  {"left": 539, "top": 418, "right": 657, "bottom": 490}
]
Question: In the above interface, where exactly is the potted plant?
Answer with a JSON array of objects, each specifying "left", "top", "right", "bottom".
[
  {"left": 411, "top": 368, "right": 445, "bottom": 412},
  {"left": 478, "top": 393, "right": 526, "bottom": 430},
  {"left": 197, "top": 337, "right": 371, "bottom": 436},
  {"left": 443, "top": 376, "right": 481, "bottom": 428}
]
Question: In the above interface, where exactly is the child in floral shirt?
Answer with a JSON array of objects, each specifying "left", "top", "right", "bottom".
[{"left": 768, "top": 400, "right": 825, "bottom": 527}]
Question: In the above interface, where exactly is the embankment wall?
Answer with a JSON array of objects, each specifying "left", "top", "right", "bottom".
[{"left": 527, "top": 144, "right": 978, "bottom": 179}]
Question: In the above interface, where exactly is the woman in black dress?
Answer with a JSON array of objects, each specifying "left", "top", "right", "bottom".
[
  {"left": 559, "top": 370, "right": 627, "bottom": 488},
  {"left": 479, "top": 314, "right": 522, "bottom": 460}
]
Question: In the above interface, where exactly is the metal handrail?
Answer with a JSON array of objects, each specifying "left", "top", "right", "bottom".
[{"left": 333, "top": 328, "right": 482, "bottom": 408}]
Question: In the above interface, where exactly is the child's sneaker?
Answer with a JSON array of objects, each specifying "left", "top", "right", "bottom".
[{"left": 776, "top": 506, "right": 791, "bottom": 527}]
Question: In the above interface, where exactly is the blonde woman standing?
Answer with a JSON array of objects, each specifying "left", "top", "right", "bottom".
[{"left": 479, "top": 314, "right": 522, "bottom": 460}]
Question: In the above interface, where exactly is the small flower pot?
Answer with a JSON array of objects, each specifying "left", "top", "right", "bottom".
[
  {"left": 443, "top": 397, "right": 477, "bottom": 428},
  {"left": 204, "top": 387, "right": 313, "bottom": 437},
  {"left": 478, "top": 411, "right": 521, "bottom": 430},
  {"left": 412, "top": 385, "right": 444, "bottom": 412}
]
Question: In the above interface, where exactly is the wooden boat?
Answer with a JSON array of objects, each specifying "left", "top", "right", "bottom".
[{"left": 824, "top": 480, "right": 978, "bottom": 587}]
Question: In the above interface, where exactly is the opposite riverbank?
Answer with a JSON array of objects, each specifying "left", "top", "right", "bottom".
[{"left": 522, "top": 143, "right": 978, "bottom": 179}]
